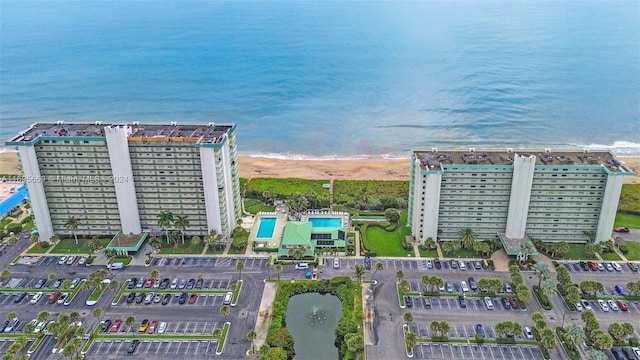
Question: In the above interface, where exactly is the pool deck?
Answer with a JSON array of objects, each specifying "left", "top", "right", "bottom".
[
  {"left": 249, "top": 207, "right": 289, "bottom": 248},
  {"left": 301, "top": 210, "right": 350, "bottom": 228}
]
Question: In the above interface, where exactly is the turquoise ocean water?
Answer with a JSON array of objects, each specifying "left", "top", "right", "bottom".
[{"left": 1, "top": 1, "right": 639, "bottom": 157}]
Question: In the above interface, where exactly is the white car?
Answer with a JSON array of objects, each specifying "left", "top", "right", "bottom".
[
  {"left": 459, "top": 281, "right": 469, "bottom": 293},
  {"left": 607, "top": 299, "right": 619, "bottom": 311},
  {"left": 333, "top": 258, "right": 340, "bottom": 269},
  {"left": 597, "top": 299, "right": 610, "bottom": 312},
  {"left": 426, "top": 260, "right": 433, "bottom": 269},
  {"left": 77, "top": 257, "right": 87, "bottom": 266},
  {"left": 605, "top": 262, "right": 614, "bottom": 271},
  {"left": 57, "top": 293, "right": 69, "bottom": 305},
  {"left": 157, "top": 321, "right": 167, "bottom": 334},
  {"left": 66, "top": 256, "right": 76, "bottom": 265},
  {"left": 580, "top": 299, "right": 592, "bottom": 310},
  {"left": 574, "top": 302, "right": 583, "bottom": 311},
  {"left": 35, "top": 321, "right": 48, "bottom": 333},
  {"left": 295, "top": 263, "right": 309, "bottom": 270},
  {"left": 30, "top": 292, "right": 43, "bottom": 305},
  {"left": 523, "top": 326, "right": 534, "bottom": 340},
  {"left": 170, "top": 278, "right": 178, "bottom": 289},
  {"left": 458, "top": 261, "right": 467, "bottom": 271},
  {"left": 58, "top": 256, "right": 68, "bottom": 265},
  {"left": 484, "top": 296, "right": 494, "bottom": 310},
  {"left": 612, "top": 262, "right": 622, "bottom": 272},
  {"left": 70, "top": 278, "right": 81, "bottom": 289}
]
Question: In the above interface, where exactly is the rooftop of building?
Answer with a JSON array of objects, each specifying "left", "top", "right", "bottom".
[
  {"left": 7, "top": 121, "right": 235, "bottom": 145},
  {"left": 412, "top": 147, "right": 633, "bottom": 173}
]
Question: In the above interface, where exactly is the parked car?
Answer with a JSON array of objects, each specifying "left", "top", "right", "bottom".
[
  {"left": 597, "top": 299, "right": 610, "bottom": 312},
  {"left": 144, "top": 278, "right": 154, "bottom": 288},
  {"left": 611, "top": 347, "right": 626, "bottom": 360},
  {"left": 333, "top": 258, "right": 340, "bottom": 269},
  {"left": 159, "top": 278, "right": 170, "bottom": 289},
  {"left": 127, "top": 340, "right": 140, "bottom": 354},
  {"left": 364, "top": 256, "right": 371, "bottom": 270},
  {"left": 128, "top": 278, "right": 137, "bottom": 290},
  {"left": 574, "top": 302, "right": 583, "bottom": 311},
  {"left": 223, "top": 292, "right": 233, "bottom": 305},
  {"left": 473, "top": 261, "right": 482, "bottom": 270},
  {"left": 627, "top": 262, "right": 638, "bottom": 272},
  {"left": 178, "top": 279, "right": 187, "bottom": 289},
  {"left": 101, "top": 320, "right": 112, "bottom": 332},
  {"left": 613, "top": 227, "right": 630, "bottom": 233},
  {"left": 523, "top": 327, "right": 534, "bottom": 340},
  {"left": 109, "top": 319, "right": 122, "bottom": 332},
  {"left": 188, "top": 293, "right": 198, "bottom": 304},
  {"left": 77, "top": 256, "right": 87, "bottom": 266},
  {"left": 195, "top": 279, "right": 203, "bottom": 289},
  {"left": 34, "top": 278, "right": 46, "bottom": 289},
  {"left": 426, "top": 260, "right": 433, "bottom": 269},
  {"left": 158, "top": 322, "right": 167, "bottom": 334},
  {"left": 468, "top": 277, "right": 478, "bottom": 291},
  {"left": 434, "top": 259, "right": 442, "bottom": 269},
  {"left": 70, "top": 278, "right": 81, "bottom": 289},
  {"left": 3, "top": 318, "right": 19, "bottom": 333},
  {"left": 57, "top": 293, "right": 69, "bottom": 305},
  {"left": 459, "top": 281, "right": 469, "bottom": 293},
  {"left": 605, "top": 262, "right": 614, "bottom": 272},
  {"left": 58, "top": 256, "right": 68, "bottom": 265},
  {"left": 126, "top": 292, "right": 136, "bottom": 304},
  {"left": 587, "top": 261, "right": 598, "bottom": 271},
  {"left": 138, "top": 319, "right": 149, "bottom": 332},
  {"left": 450, "top": 260, "right": 458, "bottom": 269},
  {"left": 179, "top": 292, "right": 188, "bottom": 305},
  {"left": 66, "top": 256, "right": 76, "bottom": 265},
  {"left": 509, "top": 297, "right": 518, "bottom": 309},
  {"left": 579, "top": 261, "right": 589, "bottom": 271},
  {"left": 35, "top": 321, "right": 48, "bottom": 333},
  {"left": 186, "top": 279, "right": 195, "bottom": 290},
  {"left": 458, "top": 296, "right": 467, "bottom": 308},
  {"left": 152, "top": 279, "right": 160, "bottom": 289},
  {"left": 53, "top": 278, "right": 64, "bottom": 288},
  {"left": 616, "top": 300, "right": 628, "bottom": 311},
  {"left": 612, "top": 262, "right": 622, "bottom": 272},
  {"left": 446, "top": 282, "right": 454, "bottom": 293},
  {"left": 476, "top": 324, "right": 486, "bottom": 337},
  {"left": 501, "top": 297, "right": 511, "bottom": 309},
  {"left": 596, "top": 262, "right": 605, "bottom": 271},
  {"left": 161, "top": 294, "right": 172, "bottom": 305},
  {"left": 30, "top": 292, "right": 43, "bottom": 304},
  {"left": 580, "top": 299, "right": 592, "bottom": 310},
  {"left": 135, "top": 293, "right": 144, "bottom": 304},
  {"left": 458, "top": 261, "right": 466, "bottom": 271},
  {"left": 504, "top": 282, "right": 512, "bottom": 293},
  {"left": 615, "top": 285, "right": 627, "bottom": 296},
  {"left": 171, "top": 278, "right": 179, "bottom": 289},
  {"left": 607, "top": 299, "right": 619, "bottom": 311},
  {"left": 484, "top": 297, "right": 494, "bottom": 310},
  {"left": 422, "top": 297, "right": 431, "bottom": 309},
  {"left": 153, "top": 294, "right": 162, "bottom": 303},
  {"left": 48, "top": 291, "right": 61, "bottom": 304},
  {"left": 136, "top": 278, "right": 145, "bottom": 289},
  {"left": 148, "top": 320, "right": 158, "bottom": 334},
  {"left": 295, "top": 263, "right": 309, "bottom": 270},
  {"left": 144, "top": 292, "right": 155, "bottom": 305}
]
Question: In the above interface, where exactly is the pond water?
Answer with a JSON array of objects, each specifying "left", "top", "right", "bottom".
[{"left": 286, "top": 292, "right": 342, "bottom": 360}]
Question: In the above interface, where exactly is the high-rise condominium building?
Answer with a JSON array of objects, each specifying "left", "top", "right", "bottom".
[
  {"left": 6, "top": 122, "right": 241, "bottom": 243},
  {"left": 408, "top": 148, "right": 633, "bottom": 254}
]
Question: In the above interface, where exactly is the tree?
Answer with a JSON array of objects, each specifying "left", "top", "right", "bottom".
[
  {"left": 30, "top": 232, "right": 40, "bottom": 245},
  {"left": 621, "top": 322, "right": 634, "bottom": 340},
  {"left": 477, "top": 278, "right": 504, "bottom": 293},
  {"left": 403, "top": 312, "right": 413, "bottom": 325},
  {"left": 92, "top": 308, "right": 103, "bottom": 324},
  {"left": 457, "top": 228, "right": 477, "bottom": 249},
  {"left": 37, "top": 311, "right": 51, "bottom": 323},
  {"left": 608, "top": 323, "right": 625, "bottom": 342},
  {"left": 1, "top": 269, "right": 10, "bottom": 278},
  {"left": 247, "top": 330, "right": 257, "bottom": 354},
  {"left": 125, "top": 316, "right": 137, "bottom": 334},
  {"left": 396, "top": 270, "right": 405, "bottom": 281},
  {"left": 69, "top": 311, "right": 80, "bottom": 324},
  {"left": 275, "top": 264, "right": 283, "bottom": 281},
  {"left": 371, "top": 261, "right": 383, "bottom": 280},
  {"left": 384, "top": 208, "right": 400, "bottom": 225},
  {"left": 585, "top": 243, "right": 602, "bottom": 257},
  {"left": 8, "top": 236, "right": 18, "bottom": 246},
  {"left": 190, "top": 235, "right": 201, "bottom": 247},
  {"left": 586, "top": 349, "right": 607, "bottom": 360},
  {"left": 220, "top": 305, "right": 230, "bottom": 317},
  {"left": 532, "top": 262, "right": 550, "bottom": 287},
  {"left": 627, "top": 280, "right": 640, "bottom": 296},
  {"left": 405, "top": 331, "right": 418, "bottom": 353},
  {"left": 6, "top": 311, "right": 18, "bottom": 323},
  {"left": 354, "top": 264, "right": 366, "bottom": 283},
  {"left": 540, "top": 327, "right": 555, "bottom": 349},
  {"left": 174, "top": 215, "right": 190, "bottom": 244},
  {"left": 258, "top": 345, "right": 288, "bottom": 360},
  {"left": 148, "top": 236, "right": 161, "bottom": 251},
  {"left": 157, "top": 211, "right": 174, "bottom": 244},
  {"left": 398, "top": 279, "right": 410, "bottom": 293},
  {"left": 344, "top": 333, "right": 364, "bottom": 354},
  {"left": 65, "top": 216, "right": 81, "bottom": 245},
  {"left": 109, "top": 279, "right": 120, "bottom": 291},
  {"left": 556, "top": 241, "right": 569, "bottom": 258},
  {"left": 516, "top": 283, "right": 531, "bottom": 303},
  {"left": 60, "top": 279, "right": 72, "bottom": 291},
  {"left": 424, "top": 237, "right": 436, "bottom": 250},
  {"left": 519, "top": 241, "right": 535, "bottom": 263},
  {"left": 150, "top": 269, "right": 160, "bottom": 279},
  {"left": 591, "top": 330, "right": 613, "bottom": 350},
  {"left": 541, "top": 279, "right": 558, "bottom": 297},
  {"left": 565, "top": 323, "right": 585, "bottom": 346},
  {"left": 565, "top": 286, "right": 581, "bottom": 306},
  {"left": 23, "top": 322, "right": 36, "bottom": 338},
  {"left": 237, "top": 261, "right": 245, "bottom": 280}
]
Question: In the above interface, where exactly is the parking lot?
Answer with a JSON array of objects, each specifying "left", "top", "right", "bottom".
[
  {"left": 0, "top": 339, "right": 15, "bottom": 354},
  {"left": 413, "top": 343, "right": 544, "bottom": 360},
  {"left": 150, "top": 256, "right": 267, "bottom": 268},
  {"left": 407, "top": 322, "right": 534, "bottom": 340},
  {"left": 331, "top": 258, "right": 494, "bottom": 272},
  {"left": 406, "top": 295, "right": 521, "bottom": 312},
  {"left": 88, "top": 339, "right": 217, "bottom": 357},
  {"left": 98, "top": 320, "right": 223, "bottom": 336},
  {"left": 115, "top": 292, "right": 232, "bottom": 307},
  {"left": 560, "top": 261, "right": 636, "bottom": 274}
]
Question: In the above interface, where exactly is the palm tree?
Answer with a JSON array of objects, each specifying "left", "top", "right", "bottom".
[
  {"left": 404, "top": 312, "right": 413, "bottom": 325},
  {"left": 23, "top": 322, "right": 36, "bottom": 339},
  {"left": 48, "top": 272, "right": 56, "bottom": 281},
  {"left": 92, "top": 308, "right": 104, "bottom": 325},
  {"left": 65, "top": 216, "right": 81, "bottom": 245},
  {"left": 247, "top": 330, "right": 257, "bottom": 354},
  {"left": 586, "top": 349, "right": 607, "bottom": 360},
  {"left": 60, "top": 279, "right": 72, "bottom": 291},
  {"left": 532, "top": 262, "right": 550, "bottom": 287},
  {"left": 354, "top": 264, "right": 366, "bottom": 283},
  {"left": 148, "top": 236, "right": 161, "bottom": 251},
  {"left": 405, "top": 331, "right": 418, "bottom": 353},
  {"left": 396, "top": 270, "right": 405, "bottom": 281},
  {"left": 157, "top": 211, "right": 174, "bottom": 244},
  {"left": 236, "top": 261, "right": 245, "bottom": 280},
  {"left": 519, "top": 241, "right": 535, "bottom": 263},
  {"left": 69, "top": 311, "right": 80, "bottom": 324},
  {"left": 1, "top": 269, "right": 10, "bottom": 278},
  {"left": 541, "top": 279, "right": 558, "bottom": 297},
  {"left": 37, "top": 311, "right": 51, "bottom": 323},
  {"left": 275, "top": 264, "right": 283, "bottom": 281},
  {"left": 266, "top": 255, "right": 273, "bottom": 281},
  {"left": 457, "top": 228, "right": 477, "bottom": 249},
  {"left": 220, "top": 305, "right": 230, "bottom": 317},
  {"left": 125, "top": 316, "right": 137, "bottom": 334},
  {"left": 565, "top": 323, "right": 586, "bottom": 346},
  {"left": 371, "top": 262, "right": 383, "bottom": 280},
  {"left": 174, "top": 215, "right": 189, "bottom": 244},
  {"left": 398, "top": 279, "right": 410, "bottom": 293},
  {"left": 109, "top": 279, "right": 120, "bottom": 291},
  {"left": 150, "top": 269, "right": 160, "bottom": 279},
  {"left": 7, "top": 312, "right": 18, "bottom": 323}
]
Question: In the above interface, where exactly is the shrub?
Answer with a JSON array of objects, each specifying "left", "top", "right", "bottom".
[
  {"left": 6, "top": 222, "right": 22, "bottom": 234},
  {"left": 630, "top": 337, "right": 639, "bottom": 346},
  {"left": 619, "top": 245, "right": 629, "bottom": 254},
  {"left": 532, "top": 286, "right": 553, "bottom": 310}
]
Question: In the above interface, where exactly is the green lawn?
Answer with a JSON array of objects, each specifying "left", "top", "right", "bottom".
[
  {"left": 449, "top": 248, "right": 480, "bottom": 258},
  {"left": 614, "top": 212, "right": 640, "bottom": 228},
  {"left": 363, "top": 211, "right": 413, "bottom": 257},
  {"left": 26, "top": 243, "right": 52, "bottom": 254},
  {"left": 50, "top": 237, "right": 111, "bottom": 254},
  {"left": 158, "top": 241, "right": 205, "bottom": 255},
  {"left": 418, "top": 248, "right": 439, "bottom": 258},
  {"left": 600, "top": 252, "right": 621, "bottom": 261},
  {"left": 624, "top": 241, "right": 640, "bottom": 261},
  {"left": 563, "top": 243, "right": 593, "bottom": 260},
  {"left": 243, "top": 199, "right": 275, "bottom": 215}
]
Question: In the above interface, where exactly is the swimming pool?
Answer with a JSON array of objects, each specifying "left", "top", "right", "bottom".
[
  {"left": 257, "top": 217, "right": 277, "bottom": 238},
  {"left": 308, "top": 217, "right": 342, "bottom": 228}
]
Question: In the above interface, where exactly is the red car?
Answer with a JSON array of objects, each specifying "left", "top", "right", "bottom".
[
  {"left": 188, "top": 293, "right": 198, "bottom": 304},
  {"left": 616, "top": 300, "right": 628, "bottom": 311},
  {"left": 144, "top": 278, "right": 154, "bottom": 288},
  {"left": 509, "top": 297, "right": 518, "bottom": 309},
  {"left": 147, "top": 320, "right": 158, "bottom": 334},
  {"left": 109, "top": 319, "right": 122, "bottom": 332},
  {"left": 614, "top": 227, "right": 630, "bottom": 233},
  {"left": 587, "top": 261, "right": 598, "bottom": 271}
]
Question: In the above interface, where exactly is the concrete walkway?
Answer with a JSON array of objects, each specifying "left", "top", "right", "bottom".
[
  {"left": 490, "top": 249, "right": 510, "bottom": 272},
  {"left": 253, "top": 282, "right": 277, "bottom": 350}
]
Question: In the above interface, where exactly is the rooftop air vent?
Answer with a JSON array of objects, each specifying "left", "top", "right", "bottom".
[{"left": 170, "top": 121, "right": 178, "bottom": 126}]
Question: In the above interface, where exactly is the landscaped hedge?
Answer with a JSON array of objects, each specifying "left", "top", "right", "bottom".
[
  {"left": 244, "top": 178, "right": 330, "bottom": 207},
  {"left": 269, "top": 279, "right": 361, "bottom": 360},
  {"left": 532, "top": 286, "right": 553, "bottom": 310},
  {"left": 556, "top": 327, "right": 581, "bottom": 360}
]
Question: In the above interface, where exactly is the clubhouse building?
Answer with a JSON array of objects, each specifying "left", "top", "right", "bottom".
[
  {"left": 408, "top": 148, "right": 634, "bottom": 255},
  {"left": 6, "top": 122, "right": 241, "bottom": 248}
]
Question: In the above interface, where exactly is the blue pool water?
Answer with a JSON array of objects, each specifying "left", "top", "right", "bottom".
[
  {"left": 256, "top": 217, "right": 276, "bottom": 238},
  {"left": 308, "top": 217, "right": 342, "bottom": 228},
  {"left": 0, "top": 185, "right": 28, "bottom": 216}
]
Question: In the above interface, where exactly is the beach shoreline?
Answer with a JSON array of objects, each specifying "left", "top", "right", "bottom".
[{"left": 0, "top": 151, "right": 638, "bottom": 183}]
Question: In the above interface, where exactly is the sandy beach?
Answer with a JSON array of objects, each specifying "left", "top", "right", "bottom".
[{"left": 1, "top": 152, "right": 639, "bottom": 183}]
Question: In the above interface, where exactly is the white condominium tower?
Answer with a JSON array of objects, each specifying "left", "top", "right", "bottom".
[
  {"left": 408, "top": 148, "right": 633, "bottom": 254},
  {"left": 7, "top": 122, "right": 241, "bottom": 243}
]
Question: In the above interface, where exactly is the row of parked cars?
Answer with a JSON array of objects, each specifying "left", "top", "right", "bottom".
[
  {"left": 127, "top": 277, "right": 204, "bottom": 291},
  {"left": 575, "top": 298, "right": 630, "bottom": 312},
  {"left": 124, "top": 291, "right": 233, "bottom": 306},
  {"left": 474, "top": 323, "right": 534, "bottom": 340},
  {"left": 56, "top": 256, "right": 87, "bottom": 266},
  {"left": 611, "top": 346, "right": 640, "bottom": 360}
]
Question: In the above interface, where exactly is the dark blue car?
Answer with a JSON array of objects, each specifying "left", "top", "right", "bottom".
[
  {"left": 614, "top": 285, "right": 627, "bottom": 296},
  {"left": 476, "top": 324, "right": 486, "bottom": 337}
]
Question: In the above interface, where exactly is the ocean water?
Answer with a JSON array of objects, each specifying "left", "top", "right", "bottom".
[{"left": 1, "top": 1, "right": 639, "bottom": 157}]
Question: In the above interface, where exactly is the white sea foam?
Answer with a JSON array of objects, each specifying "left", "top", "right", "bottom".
[
  {"left": 239, "top": 152, "right": 410, "bottom": 161},
  {"left": 569, "top": 141, "right": 640, "bottom": 156},
  {"left": 0, "top": 146, "right": 18, "bottom": 154}
]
